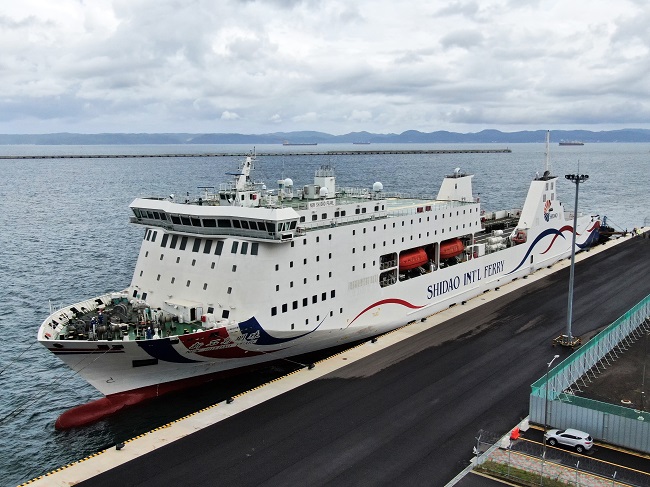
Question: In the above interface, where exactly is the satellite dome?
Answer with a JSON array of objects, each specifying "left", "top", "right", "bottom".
[
  {"left": 373, "top": 182, "right": 383, "bottom": 192},
  {"left": 319, "top": 187, "right": 329, "bottom": 198},
  {"left": 284, "top": 178, "right": 293, "bottom": 187}
]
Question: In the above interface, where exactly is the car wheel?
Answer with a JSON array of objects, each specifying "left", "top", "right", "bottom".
[
  {"left": 576, "top": 445, "right": 584, "bottom": 453},
  {"left": 548, "top": 438, "right": 557, "bottom": 446}
]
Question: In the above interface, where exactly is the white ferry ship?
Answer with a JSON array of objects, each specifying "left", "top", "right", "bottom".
[{"left": 38, "top": 150, "right": 601, "bottom": 428}]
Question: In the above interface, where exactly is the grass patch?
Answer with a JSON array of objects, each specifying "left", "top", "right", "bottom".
[{"left": 476, "top": 460, "right": 572, "bottom": 487}]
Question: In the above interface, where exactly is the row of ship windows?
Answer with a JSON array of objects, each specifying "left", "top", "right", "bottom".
[
  {"left": 144, "top": 230, "right": 259, "bottom": 256},
  {"left": 135, "top": 209, "right": 295, "bottom": 233},
  {"left": 275, "top": 272, "right": 334, "bottom": 292},
  {"left": 286, "top": 309, "right": 344, "bottom": 330},
  {"left": 271, "top": 290, "right": 337, "bottom": 316},
  {"left": 298, "top": 205, "right": 385, "bottom": 222},
  {"left": 137, "top": 269, "right": 237, "bottom": 295}
]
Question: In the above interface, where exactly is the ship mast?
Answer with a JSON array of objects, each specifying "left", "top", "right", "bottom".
[{"left": 545, "top": 130, "right": 551, "bottom": 175}]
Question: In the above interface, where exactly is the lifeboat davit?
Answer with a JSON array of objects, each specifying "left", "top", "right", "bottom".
[
  {"left": 440, "top": 238, "right": 464, "bottom": 260},
  {"left": 399, "top": 248, "right": 428, "bottom": 270}
]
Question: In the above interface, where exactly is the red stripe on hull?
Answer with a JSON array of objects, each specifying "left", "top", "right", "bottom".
[{"left": 55, "top": 365, "right": 260, "bottom": 430}]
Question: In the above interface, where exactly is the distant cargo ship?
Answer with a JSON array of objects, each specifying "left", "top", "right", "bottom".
[
  {"left": 353, "top": 142, "right": 371, "bottom": 145},
  {"left": 559, "top": 140, "right": 584, "bottom": 146},
  {"left": 283, "top": 141, "right": 317, "bottom": 146}
]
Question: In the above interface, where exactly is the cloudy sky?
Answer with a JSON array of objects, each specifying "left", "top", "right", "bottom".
[{"left": 1, "top": 0, "right": 649, "bottom": 134}]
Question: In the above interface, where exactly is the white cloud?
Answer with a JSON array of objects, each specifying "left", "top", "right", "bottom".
[
  {"left": 0, "top": 0, "right": 649, "bottom": 134},
  {"left": 220, "top": 110, "right": 240, "bottom": 120}
]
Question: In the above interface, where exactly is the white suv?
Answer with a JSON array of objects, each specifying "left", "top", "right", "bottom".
[{"left": 544, "top": 428, "right": 593, "bottom": 453}]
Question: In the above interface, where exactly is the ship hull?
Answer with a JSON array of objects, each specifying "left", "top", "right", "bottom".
[{"left": 42, "top": 219, "right": 599, "bottom": 400}]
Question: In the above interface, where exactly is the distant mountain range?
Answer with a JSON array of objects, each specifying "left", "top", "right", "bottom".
[{"left": 2, "top": 129, "right": 650, "bottom": 145}]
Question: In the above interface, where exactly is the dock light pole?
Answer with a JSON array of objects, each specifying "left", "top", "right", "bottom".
[{"left": 558, "top": 174, "right": 588, "bottom": 347}]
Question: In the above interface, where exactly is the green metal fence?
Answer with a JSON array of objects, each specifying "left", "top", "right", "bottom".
[{"left": 529, "top": 294, "right": 650, "bottom": 453}]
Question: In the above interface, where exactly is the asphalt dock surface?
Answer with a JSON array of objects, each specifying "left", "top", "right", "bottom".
[{"left": 65, "top": 234, "right": 649, "bottom": 487}]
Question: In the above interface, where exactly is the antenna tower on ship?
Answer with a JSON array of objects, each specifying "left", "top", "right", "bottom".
[{"left": 545, "top": 130, "right": 551, "bottom": 175}]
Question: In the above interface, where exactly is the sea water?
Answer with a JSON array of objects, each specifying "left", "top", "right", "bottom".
[{"left": 0, "top": 143, "right": 648, "bottom": 485}]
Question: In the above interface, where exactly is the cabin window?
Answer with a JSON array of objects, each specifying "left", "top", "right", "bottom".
[
  {"left": 341, "top": 211, "right": 346, "bottom": 216},
  {"left": 251, "top": 243, "right": 259, "bottom": 255},
  {"left": 293, "top": 301, "right": 298, "bottom": 310},
  {"left": 232, "top": 265, "right": 237, "bottom": 272},
  {"left": 192, "top": 238, "right": 202, "bottom": 252},
  {"left": 171, "top": 277, "right": 175, "bottom": 284},
  {"left": 312, "top": 295, "right": 317, "bottom": 304},
  {"left": 355, "top": 208, "right": 360, "bottom": 214},
  {"left": 179, "top": 237, "right": 188, "bottom": 250},
  {"left": 161, "top": 234, "right": 169, "bottom": 247},
  {"left": 145, "top": 251, "right": 149, "bottom": 257},
  {"left": 241, "top": 220, "right": 250, "bottom": 229},
  {"left": 266, "top": 222, "right": 276, "bottom": 233},
  {"left": 271, "top": 307, "right": 277, "bottom": 316},
  {"left": 191, "top": 259, "right": 196, "bottom": 266},
  {"left": 303, "top": 298, "right": 308, "bottom": 307},
  {"left": 191, "top": 217, "right": 201, "bottom": 226},
  {"left": 186, "top": 280, "right": 191, "bottom": 287},
  {"left": 241, "top": 242, "right": 248, "bottom": 254},
  {"left": 203, "top": 283, "right": 208, "bottom": 290},
  {"left": 181, "top": 216, "right": 191, "bottom": 225},
  {"left": 321, "top": 292, "right": 327, "bottom": 301},
  {"left": 232, "top": 220, "right": 241, "bottom": 229},
  {"left": 227, "top": 287, "right": 232, "bottom": 294},
  {"left": 331, "top": 290, "right": 335, "bottom": 298},
  {"left": 160, "top": 254, "right": 164, "bottom": 261},
  {"left": 171, "top": 215, "right": 181, "bottom": 224},
  {"left": 300, "top": 217, "right": 306, "bottom": 223},
  {"left": 282, "top": 304, "right": 287, "bottom": 313},
  {"left": 276, "top": 285, "right": 279, "bottom": 291},
  {"left": 151, "top": 231, "right": 157, "bottom": 242},
  {"left": 170, "top": 235, "right": 178, "bottom": 249},
  {"left": 231, "top": 241, "right": 239, "bottom": 253},
  {"left": 322, "top": 213, "right": 327, "bottom": 219},
  {"left": 217, "top": 219, "right": 232, "bottom": 228},
  {"left": 153, "top": 212, "right": 160, "bottom": 220},
  {"left": 312, "top": 214, "right": 318, "bottom": 221},
  {"left": 157, "top": 274, "right": 161, "bottom": 281},
  {"left": 211, "top": 262, "right": 215, "bottom": 269},
  {"left": 203, "top": 218, "right": 217, "bottom": 227},
  {"left": 203, "top": 240, "right": 212, "bottom": 254},
  {"left": 215, "top": 241, "right": 224, "bottom": 255}
]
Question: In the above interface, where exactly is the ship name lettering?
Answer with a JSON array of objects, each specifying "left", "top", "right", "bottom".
[
  {"left": 463, "top": 268, "right": 482, "bottom": 285},
  {"left": 308, "top": 199, "right": 336, "bottom": 209},
  {"left": 484, "top": 260, "right": 504, "bottom": 277},
  {"left": 426, "top": 275, "right": 461, "bottom": 299}
]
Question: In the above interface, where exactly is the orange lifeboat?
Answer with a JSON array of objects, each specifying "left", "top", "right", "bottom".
[
  {"left": 440, "top": 238, "right": 464, "bottom": 260},
  {"left": 399, "top": 248, "right": 428, "bottom": 270},
  {"left": 512, "top": 230, "right": 527, "bottom": 245}
]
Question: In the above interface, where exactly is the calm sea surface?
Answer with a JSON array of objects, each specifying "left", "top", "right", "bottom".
[{"left": 0, "top": 143, "right": 648, "bottom": 485}]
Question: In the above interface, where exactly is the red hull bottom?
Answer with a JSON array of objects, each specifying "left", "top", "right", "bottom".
[{"left": 55, "top": 365, "right": 260, "bottom": 430}]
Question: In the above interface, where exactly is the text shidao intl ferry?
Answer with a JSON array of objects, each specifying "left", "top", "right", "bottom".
[{"left": 39, "top": 146, "right": 601, "bottom": 429}]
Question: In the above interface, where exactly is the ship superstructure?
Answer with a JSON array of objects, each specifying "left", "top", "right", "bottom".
[{"left": 38, "top": 151, "right": 601, "bottom": 428}]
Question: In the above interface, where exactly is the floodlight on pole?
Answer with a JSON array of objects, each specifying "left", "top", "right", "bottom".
[{"left": 554, "top": 174, "right": 588, "bottom": 348}]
